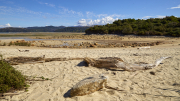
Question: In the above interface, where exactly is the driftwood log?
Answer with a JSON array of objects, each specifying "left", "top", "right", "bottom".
[
  {"left": 5, "top": 55, "right": 171, "bottom": 72},
  {"left": 84, "top": 57, "right": 171, "bottom": 71},
  {"left": 84, "top": 57, "right": 124, "bottom": 69},
  {"left": 4, "top": 55, "right": 83, "bottom": 65},
  {"left": 5, "top": 55, "right": 46, "bottom": 65}
]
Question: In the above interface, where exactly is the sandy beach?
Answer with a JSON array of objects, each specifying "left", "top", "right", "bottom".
[{"left": 0, "top": 43, "right": 180, "bottom": 101}]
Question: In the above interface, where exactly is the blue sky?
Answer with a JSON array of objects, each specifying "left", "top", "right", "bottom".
[{"left": 0, "top": 0, "right": 180, "bottom": 27}]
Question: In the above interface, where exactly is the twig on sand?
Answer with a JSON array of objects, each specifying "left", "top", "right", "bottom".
[
  {"left": 0, "top": 92, "right": 21, "bottom": 99},
  {"left": 17, "top": 48, "right": 29, "bottom": 52},
  {"left": 137, "top": 46, "right": 150, "bottom": 49}
]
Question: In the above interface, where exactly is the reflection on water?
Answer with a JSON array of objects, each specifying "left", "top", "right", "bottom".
[{"left": 0, "top": 37, "right": 84, "bottom": 41}]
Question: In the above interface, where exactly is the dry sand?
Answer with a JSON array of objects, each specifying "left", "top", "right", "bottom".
[{"left": 0, "top": 44, "right": 180, "bottom": 101}]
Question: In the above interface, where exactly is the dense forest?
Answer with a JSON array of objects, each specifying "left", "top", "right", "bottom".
[
  {"left": 85, "top": 16, "right": 180, "bottom": 37},
  {"left": 54, "top": 27, "right": 90, "bottom": 32}
]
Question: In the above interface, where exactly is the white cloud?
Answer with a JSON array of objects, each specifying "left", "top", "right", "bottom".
[
  {"left": 0, "top": 23, "right": 11, "bottom": 27},
  {"left": 89, "top": 13, "right": 123, "bottom": 18},
  {"left": 156, "top": 15, "right": 166, "bottom": 18},
  {"left": 170, "top": 4, "right": 180, "bottom": 9},
  {"left": 141, "top": 15, "right": 166, "bottom": 19},
  {"left": 0, "top": 6, "right": 42, "bottom": 15},
  {"left": 77, "top": 16, "right": 118, "bottom": 26},
  {"left": 86, "top": 11, "right": 95, "bottom": 18},
  {"left": 0, "top": 6, "right": 61, "bottom": 19},
  {"left": 142, "top": 16, "right": 152, "bottom": 19},
  {"left": 109, "top": 14, "right": 123, "bottom": 18},
  {"left": 59, "top": 6, "right": 83, "bottom": 17},
  {"left": 97, "top": 14, "right": 108, "bottom": 18},
  {"left": 39, "top": 2, "right": 55, "bottom": 7}
]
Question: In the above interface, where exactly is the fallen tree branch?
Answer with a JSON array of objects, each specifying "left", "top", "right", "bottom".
[
  {"left": 84, "top": 57, "right": 172, "bottom": 71},
  {"left": 5, "top": 55, "right": 45, "bottom": 65},
  {"left": 4, "top": 55, "right": 84, "bottom": 65}
]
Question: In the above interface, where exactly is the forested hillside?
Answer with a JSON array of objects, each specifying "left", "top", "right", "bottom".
[{"left": 85, "top": 16, "right": 180, "bottom": 37}]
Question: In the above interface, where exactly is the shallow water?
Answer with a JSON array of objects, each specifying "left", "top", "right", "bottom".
[
  {"left": 0, "top": 32, "right": 21, "bottom": 34},
  {"left": 0, "top": 37, "right": 84, "bottom": 41}
]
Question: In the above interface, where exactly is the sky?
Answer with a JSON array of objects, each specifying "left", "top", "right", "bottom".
[{"left": 0, "top": 0, "right": 180, "bottom": 27}]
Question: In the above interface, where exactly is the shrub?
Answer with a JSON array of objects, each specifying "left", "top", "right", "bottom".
[
  {"left": 3, "top": 42, "right": 6, "bottom": 46},
  {"left": 0, "top": 54, "right": 28, "bottom": 93},
  {"left": 9, "top": 41, "right": 31, "bottom": 46}
]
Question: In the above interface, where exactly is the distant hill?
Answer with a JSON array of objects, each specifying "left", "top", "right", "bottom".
[
  {"left": 54, "top": 27, "right": 90, "bottom": 32},
  {"left": 0, "top": 26, "right": 90, "bottom": 32},
  {"left": 27, "top": 26, "right": 66, "bottom": 32},
  {"left": 0, "top": 26, "right": 66, "bottom": 32}
]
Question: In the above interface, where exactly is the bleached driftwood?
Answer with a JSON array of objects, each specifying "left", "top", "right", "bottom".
[
  {"left": 115, "top": 56, "right": 171, "bottom": 71},
  {"left": 84, "top": 57, "right": 171, "bottom": 71},
  {"left": 70, "top": 74, "right": 123, "bottom": 97},
  {"left": 5, "top": 55, "right": 45, "bottom": 65},
  {"left": 5, "top": 55, "right": 171, "bottom": 71},
  {"left": 5, "top": 55, "right": 83, "bottom": 65},
  {"left": 137, "top": 46, "right": 150, "bottom": 49},
  {"left": 17, "top": 48, "right": 29, "bottom": 52},
  {"left": 84, "top": 57, "right": 124, "bottom": 69},
  {"left": 45, "top": 57, "right": 83, "bottom": 62}
]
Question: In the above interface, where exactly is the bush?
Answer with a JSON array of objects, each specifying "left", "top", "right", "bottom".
[
  {"left": 137, "top": 31, "right": 145, "bottom": 35},
  {"left": 0, "top": 54, "right": 28, "bottom": 93},
  {"left": 9, "top": 41, "right": 31, "bottom": 46}
]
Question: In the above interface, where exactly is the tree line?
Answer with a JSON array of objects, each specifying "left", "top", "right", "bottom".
[{"left": 85, "top": 16, "right": 180, "bottom": 37}]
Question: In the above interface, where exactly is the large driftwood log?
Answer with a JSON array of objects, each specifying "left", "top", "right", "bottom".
[
  {"left": 84, "top": 57, "right": 171, "bottom": 71},
  {"left": 5, "top": 55, "right": 84, "bottom": 65},
  {"left": 84, "top": 57, "right": 124, "bottom": 69}
]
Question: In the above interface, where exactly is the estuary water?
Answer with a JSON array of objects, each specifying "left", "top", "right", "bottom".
[{"left": 0, "top": 37, "right": 84, "bottom": 41}]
